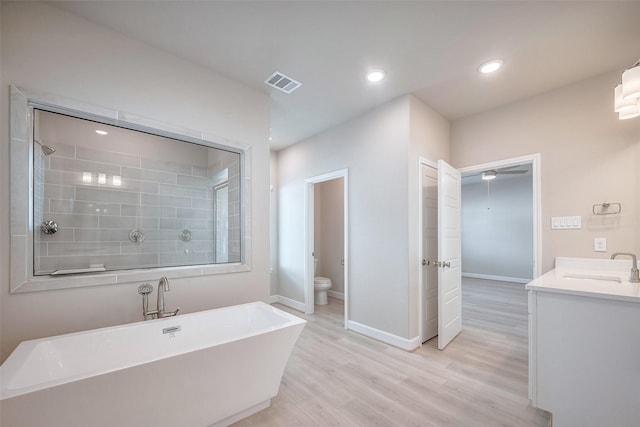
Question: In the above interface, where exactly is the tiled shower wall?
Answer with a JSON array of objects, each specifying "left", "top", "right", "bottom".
[{"left": 33, "top": 111, "right": 241, "bottom": 275}]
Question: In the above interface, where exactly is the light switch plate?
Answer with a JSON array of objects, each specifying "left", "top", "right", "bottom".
[
  {"left": 551, "top": 216, "right": 582, "bottom": 229},
  {"left": 594, "top": 237, "right": 607, "bottom": 252}
]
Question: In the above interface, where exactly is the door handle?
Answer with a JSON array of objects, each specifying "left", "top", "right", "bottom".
[{"left": 423, "top": 259, "right": 450, "bottom": 268}]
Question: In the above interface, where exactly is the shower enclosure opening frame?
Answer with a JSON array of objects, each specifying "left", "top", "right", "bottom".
[{"left": 9, "top": 85, "right": 252, "bottom": 294}]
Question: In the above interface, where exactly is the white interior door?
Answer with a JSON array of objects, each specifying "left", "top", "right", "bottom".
[
  {"left": 421, "top": 164, "right": 438, "bottom": 342},
  {"left": 437, "top": 159, "right": 462, "bottom": 350}
]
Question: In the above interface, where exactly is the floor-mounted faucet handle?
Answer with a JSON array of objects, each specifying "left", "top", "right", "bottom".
[
  {"left": 137, "top": 283, "right": 153, "bottom": 295},
  {"left": 138, "top": 283, "right": 156, "bottom": 320}
]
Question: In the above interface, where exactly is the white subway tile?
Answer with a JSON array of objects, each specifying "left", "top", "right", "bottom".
[
  {"left": 38, "top": 253, "right": 158, "bottom": 273},
  {"left": 50, "top": 199, "right": 121, "bottom": 216},
  {"left": 121, "top": 166, "right": 177, "bottom": 184},
  {"left": 74, "top": 228, "right": 131, "bottom": 242},
  {"left": 176, "top": 174, "right": 216, "bottom": 188},
  {"left": 158, "top": 183, "right": 208, "bottom": 199},
  {"left": 137, "top": 217, "right": 159, "bottom": 229},
  {"left": 50, "top": 213, "right": 99, "bottom": 228},
  {"left": 121, "top": 241, "right": 176, "bottom": 254},
  {"left": 76, "top": 187, "right": 139, "bottom": 204},
  {"left": 44, "top": 184, "right": 74, "bottom": 200},
  {"left": 159, "top": 252, "right": 207, "bottom": 266},
  {"left": 141, "top": 193, "right": 190, "bottom": 208},
  {"left": 141, "top": 157, "right": 192, "bottom": 175},
  {"left": 39, "top": 228, "right": 74, "bottom": 242},
  {"left": 76, "top": 146, "right": 140, "bottom": 168},
  {"left": 119, "top": 179, "right": 159, "bottom": 194},
  {"left": 47, "top": 143, "right": 76, "bottom": 159},
  {"left": 99, "top": 216, "right": 137, "bottom": 229},
  {"left": 192, "top": 166, "right": 208, "bottom": 177},
  {"left": 159, "top": 218, "right": 189, "bottom": 230},
  {"left": 191, "top": 198, "right": 212, "bottom": 209},
  {"left": 50, "top": 156, "right": 121, "bottom": 176},
  {"left": 48, "top": 241, "right": 121, "bottom": 256},
  {"left": 176, "top": 208, "right": 210, "bottom": 219}
]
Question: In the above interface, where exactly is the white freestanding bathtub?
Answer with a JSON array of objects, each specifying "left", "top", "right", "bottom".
[{"left": 0, "top": 301, "right": 305, "bottom": 427}]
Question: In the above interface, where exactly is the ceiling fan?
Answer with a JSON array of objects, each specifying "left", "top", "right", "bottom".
[
  {"left": 464, "top": 165, "right": 528, "bottom": 210},
  {"left": 466, "top": 165, "right": 528, "bottom": 180}
]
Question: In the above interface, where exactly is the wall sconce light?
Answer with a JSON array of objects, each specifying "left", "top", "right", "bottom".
[{"left": 615, "top": 58, "right": 640, "bottom": 120}]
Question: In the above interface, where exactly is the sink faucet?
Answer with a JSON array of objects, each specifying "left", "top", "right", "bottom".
[
  {"left": 137, "top": 277, "right": 180, "bottom": 320},
  {"left": 610, "top": 252, "right": 640, "bottom": 283},
  {"left": 156, "top": 276, "right": 180, "bottom": 318}
]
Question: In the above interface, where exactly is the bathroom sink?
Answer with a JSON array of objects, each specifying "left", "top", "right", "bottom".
[{"left": 562, "top": 273, "right": 622, "bottom": 284}]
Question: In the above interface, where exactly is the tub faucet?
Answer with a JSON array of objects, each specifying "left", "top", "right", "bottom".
[
  {"left": 610, "top": 252, "right": 640, "bottom": 283},
  {"left": 157, "top": 276, "right": 180, "bottom": 318}
]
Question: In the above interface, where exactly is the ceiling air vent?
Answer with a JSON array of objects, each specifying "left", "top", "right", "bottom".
[{"left": 264, "top": 71, "right": 302, "bottom": 94}]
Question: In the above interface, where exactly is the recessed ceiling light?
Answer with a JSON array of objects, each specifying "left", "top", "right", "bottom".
[
  {"left": 366, "top": 69, "right": 386, "bottom": 82},
  {"left": 95, "top": 130, "right": 108, "bottom": 135},
  {"left": 479, "top": 60, "right": 503, "bottom": 74}
]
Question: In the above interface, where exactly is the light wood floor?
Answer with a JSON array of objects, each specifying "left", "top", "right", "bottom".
[{"left": 235, "top": 278, "right": 551, "bottom": 426}]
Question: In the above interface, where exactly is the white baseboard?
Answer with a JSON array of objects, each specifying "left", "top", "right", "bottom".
[
  {"left": 347, "top": 320, "right": 420, "bottom": 351},
  {"left": 462, "top": 272, "right": 531, "bottom": 284},
  {"left": 327, "top": 290, "right": 344, "bottom": 300},
  {"left": 268, "top": 295, "right": 278, "bottom": 304},
  {"left": 270, "top": 295, "right": 306, "bottom": 312}
]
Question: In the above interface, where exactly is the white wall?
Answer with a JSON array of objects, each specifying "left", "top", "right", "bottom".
[
  {"left": 269, "top": 152, "right": 279, "bottom": 297},
  {"left": 462, "top": 175, "right": 534, "bottom": 281},
  {"left": 0, "top": 2, "right": 271, "bottom": 361},
  {"left": 451, "top": 71, "right": 640, "bottom": 273},
  {"left": 277, "top": 96, "right": 411, "bottom": 338},
  {"left": 407, "top": 96, "right": 450, "bottom": 339},
  {"left": 276, "top": 95, "right": 449, "bottom": 343}
]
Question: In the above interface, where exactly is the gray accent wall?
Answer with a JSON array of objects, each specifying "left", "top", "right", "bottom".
[{"left": 461, "top": 175, "right": 534, "bottom": 281}]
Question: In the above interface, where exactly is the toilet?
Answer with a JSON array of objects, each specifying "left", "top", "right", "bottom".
[{"left": 314, "top": 258, "right": 332, "bottom": 305}]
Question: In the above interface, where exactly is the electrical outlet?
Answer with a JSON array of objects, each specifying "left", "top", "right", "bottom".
[{"left": 594, "top": 238, "right": 607, "bottom": 252}]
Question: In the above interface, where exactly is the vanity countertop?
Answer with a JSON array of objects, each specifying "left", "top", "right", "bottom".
[{"left": 525, "top": 257, "right": 640, "bottom": 303}]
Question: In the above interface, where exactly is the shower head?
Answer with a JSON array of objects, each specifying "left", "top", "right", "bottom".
[
  {"left": 34, "top": 139, "right": 56, "bottom": 156},
  {"left": 41, "top": 145, "right": 56, "bottom": 156}
]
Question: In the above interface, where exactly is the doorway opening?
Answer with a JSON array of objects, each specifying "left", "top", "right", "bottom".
[
  {"left": 304, "top": 169, "right": 348, "bottom": 327},
  {"left": 459, "top": 154, "right": 541, "bottom": 281},
  {"left": 418, "top": 155, "right": 540, "bottom": 349}
]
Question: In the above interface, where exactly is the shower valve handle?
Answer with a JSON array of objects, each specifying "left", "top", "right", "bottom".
[{"left": 41, "top": 220, "right": 58, "bottom": 235}]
